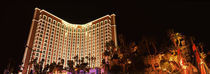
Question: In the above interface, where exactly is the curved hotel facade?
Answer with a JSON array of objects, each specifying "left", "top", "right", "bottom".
[{"left": 22, "top": 8, "right": 117, "bottom": 73}]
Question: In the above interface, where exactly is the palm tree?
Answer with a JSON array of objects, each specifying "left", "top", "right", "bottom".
[
  {"left": 61, "top": 59, "right": 64, "bottom": 65},
  {"left": 60, "top": 59, "right": 64, "bottom": 70},
  {"left": 84, "top": 56, "right": 90, "bottom": 72},
  {"left": 106, "top": 40, "right": 116, "bottom": 52},
  {"left": 67, "top": 60, "right": 74, "bottom": 72},
  {"left": 86, "top": 54, "right": 91, "bottom": 68},
  {"left": 81, "top": 57, "right": 84, "bottom": 64},
  {"left": 56, "top": 58, "right": 64, "bottom": 73},
  {"left": 143, "top": 37, "right": 151, "bottom": 56},
  {"left": 79, "top": 57, "right": 88, "bottom": 73},
  {"left": 168, "top": 29, "right": 182, "bottom": 47},
  {"left": 118, "top": 34, "right": 126, "bottom": 48},
  {"left": 33, "top": 61, "right": 40, "bottom": 73},
  {"left": 49, "top": 62, "right": 56, "bottom": 73},
  {"left": 42, "top": 64, "right": 49, "bottom": 73},
  {"left": 85, "top": 56, "right": 89, "bottom": 63},
  {"left": 37, "top": 59, "right": 44, "bottom": 73},
  {"left": 74, "top": 55, "right": 79, "bottom": 65},
  {"left": 28, "top": 58, "right": 38, "bottom": 73},
  {"left": 91, "top": 57, "right": 96, "bottom": 68}
]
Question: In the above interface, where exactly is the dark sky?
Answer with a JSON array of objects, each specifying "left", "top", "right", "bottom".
[{"left": 1, "top": 0, "right": 210, "bottom": 72}]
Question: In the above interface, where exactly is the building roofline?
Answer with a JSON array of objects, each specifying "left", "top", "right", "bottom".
[{"left": 35, "top": 8, "right": 114, "bottom": 26}]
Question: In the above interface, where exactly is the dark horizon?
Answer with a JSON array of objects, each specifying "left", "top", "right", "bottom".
[{"left": 2, "top": 0, "right": 210, "bottom": 72}]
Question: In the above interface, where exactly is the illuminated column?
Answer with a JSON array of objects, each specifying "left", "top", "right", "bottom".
[{"left": 111, "top": 14, "right": 118, "bottom": 47}]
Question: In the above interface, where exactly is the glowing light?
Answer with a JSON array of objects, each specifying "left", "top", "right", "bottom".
[
  {"left": 89, "top": 68, "right": 96, "bottom": 73},
  {"left": 18, "top": 72, "right": 22, "bottom": 74},
  {"left": 85, "top": 32, "right": 87, "bottom": 36},
  {"left": 75, "top": 68, "right": 78, "bottom": 71},
  {"left": 128, "top": 60, "right": 132, "bottom": 64},
  {"left": 65, "top": 32, "right": 67, "bottom": 37}
]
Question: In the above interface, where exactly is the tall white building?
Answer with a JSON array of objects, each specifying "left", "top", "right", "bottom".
[{"left": 22, "top": 8, "right": 117, "bottom": 73}]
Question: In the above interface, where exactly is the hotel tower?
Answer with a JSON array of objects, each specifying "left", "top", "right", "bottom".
[{"left": 22, "top": 8, "right": 117, "bottom": 73}]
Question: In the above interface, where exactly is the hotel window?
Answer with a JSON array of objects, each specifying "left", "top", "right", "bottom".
[
  {"left": 47, "top": 59, "right": 50, "bottom": 62},
  {"left": 45, "top": 40, "right": 47, "bottom": 43},
  {"left": 66, "top": 27, "right": 68, "bottom": 30},
  {"left": 38, "top": 27, "right": 41, "bottom": 29},
  {"left": 70, "top": 28, "right": 71, "bottom": 31},
  {"left": 82, "top": 29, "right": 84, "bottom": 32},
  {"left": 96, "top": 23, "right": 99, "bottom": 27},
  {"left": 104, "top": 20, "right": 108, "bottom": 24},
  {"left": 100, "top": 21, "right": 103, "bottom": 25},
  {"left": 89, "top": 26, "right": 91, "bottom": 30},
  {"left": 37, "top": 45, "right": 40, "bottom": 48},
  {"left": 53, "top": 20, "right": 56, "bottom": 24},
  {"left": 93, "top": 24, "right": 95, "bottom": 28},
  {"left": 39, "top": 15, "right": 42, "bottom": 19},
  {"left": 43, "top": 51, "right": 46, "bottom": 53},
  {"left": 109, "top": 20, "right": 111, "bottom": 23},
  {"left": 48, "top": 17, "right": 52, "bottom": 23},
  {"left": 78, "top": 29, "right": 80, "bottom": 32},
  {"left": 36, "top": 53, "right": 39, "bottom": 56},
  {"left": 38, "top": 42, "right": 41, "bottom": 44},
  {"left": 42, "top": 24, "right": 44, "bottom": 27},
  {"left": 62, "top": 25, "right": 64, "bottom": 28},
  {"left": 57, "top": 22, "right": 60, "bottom": 26},
  {"left": 74, "top": 29, "right": 76, "bottom": 32},
  {"left": 43, "top": 15, "right": 47, "bottom": 20},
  {"left": 45, "top": 37, "right": 48, "bottom": 39},
  {"left": 105, "top": 25, "right": 107, "bottom": 28}
]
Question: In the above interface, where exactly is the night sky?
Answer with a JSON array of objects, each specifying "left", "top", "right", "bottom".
[{"left": 1, "top": 0, "right": 210, "bottom": 72}]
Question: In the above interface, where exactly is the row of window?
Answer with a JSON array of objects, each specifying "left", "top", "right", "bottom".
[
  {"left": 34, "top": 34, "right": 110, "bottom": 50},
  {"left": 40, "top": 14, "right": 111, "bottom": 33},
  {"left": 36, "top": 21, "right": 111, "bottom": 44}
]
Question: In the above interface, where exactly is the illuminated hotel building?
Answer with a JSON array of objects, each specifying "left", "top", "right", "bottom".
[{"left": 22, "top": 8, "right": 117, "bottom": 73}]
